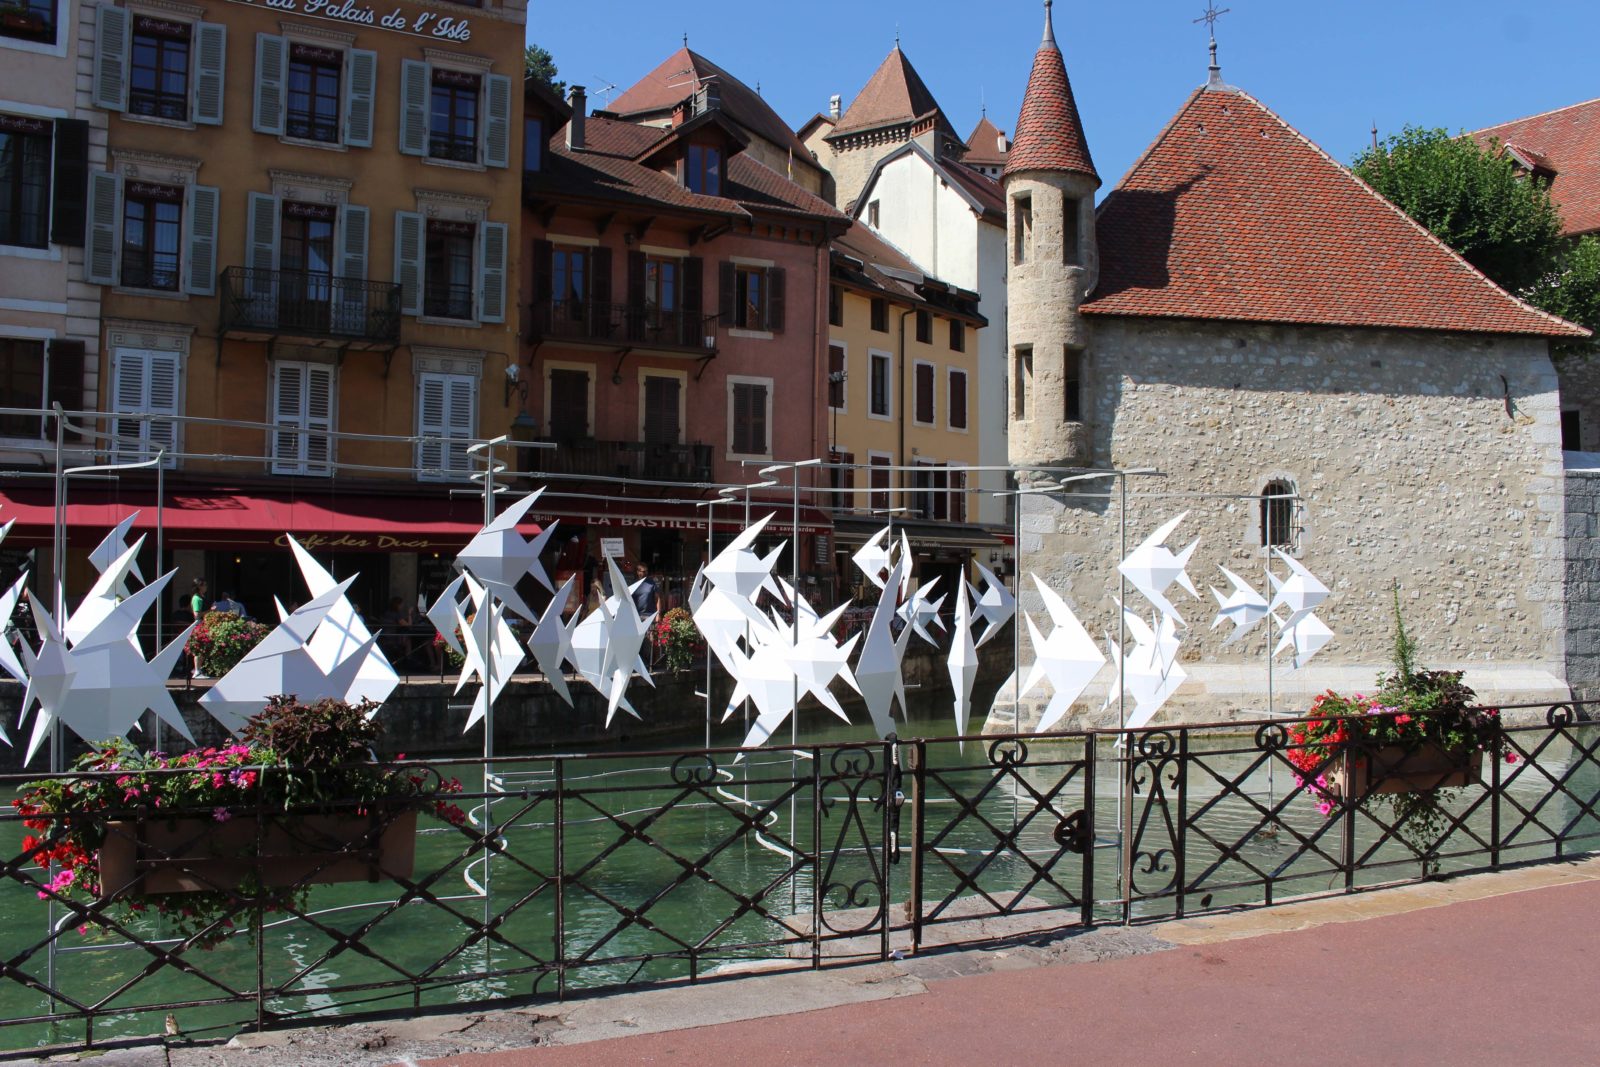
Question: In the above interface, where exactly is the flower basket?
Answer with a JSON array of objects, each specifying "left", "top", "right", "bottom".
[
  {"left": 1325, "top": 743, "right": 1483, "bottom": 799},
  {"left": 98, "top": 808, "right": 418, "bottom": 897}
]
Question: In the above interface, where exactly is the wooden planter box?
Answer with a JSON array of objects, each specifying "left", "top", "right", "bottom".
[
  {"left": 1327, "top": 743, "right": 1483, "bottom": 798},
  {"left": 97, "top": 809, "right": 417, "bottom": 897}
]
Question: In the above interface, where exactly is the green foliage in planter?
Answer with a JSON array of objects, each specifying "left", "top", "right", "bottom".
[
  {"left": 13, "top": 697, "right": 467, "bottom": 948},
  {"left": 186, "top": 610, "right": 271, "bottom": 677},
  {"left": 652, "top": 607, "right": 699, "bottom": 673}
]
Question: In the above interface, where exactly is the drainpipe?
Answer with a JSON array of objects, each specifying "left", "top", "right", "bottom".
[{"left": 897, "top": 307, "right": 914, "bottom": 514}]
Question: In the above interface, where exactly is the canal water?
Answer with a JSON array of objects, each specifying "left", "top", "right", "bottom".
[{"left": 3, "top": 699, "right": 1596, "bottom": 1049}]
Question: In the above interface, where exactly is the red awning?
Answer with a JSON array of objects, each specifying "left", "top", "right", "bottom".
[{"left": 0, "top": 487, "right": 493, "bottom": 551}]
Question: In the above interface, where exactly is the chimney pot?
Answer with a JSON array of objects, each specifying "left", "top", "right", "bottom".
[
  {"left": 829, "top": 94, "right": 842, "bottom": 119},
  {"left": 566, "top": 84, "right": 587, "bottom": 150}
]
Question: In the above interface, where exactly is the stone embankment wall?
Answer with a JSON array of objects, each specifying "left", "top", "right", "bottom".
[
  {"left": 993, "top": 319, "right": 1571, "bottom": 730},
  {"left": 1564, "top": 455, "right": 1600, "bottom": 702}
]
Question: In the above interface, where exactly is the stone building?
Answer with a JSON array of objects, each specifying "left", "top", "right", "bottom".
[{"left": 998, "top": 5, "right": 1590, "bottom": 729}]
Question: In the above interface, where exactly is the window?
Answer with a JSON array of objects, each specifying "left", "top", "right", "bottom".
[
  {"left": 1065, "top": 346, "right": 1082, "bottom": 422},
  {"left": 416, "top": 371, "right": 477, "bottom": 481},
  {"left": 1063, "top": 196, "right": 1081, "bottom": 265},
  {"left": 828, "top": 284, "right": 842, "bottom": 327},
  {"left": 547, "top": 367, "right": 589, "bottom": 441},
  {"left": 524, "top": 116, "right": 543, "bottom": 172},
  {"left": 1260, "top": 480, "right": 1296, "bottom": 549},
  {"left": 949, "top": 467, "right": 966, "bottom": 523},
  {"left": 867, "top": 199, "right": 879, "bottom": 228},
  {"left": 278, "top": 201, "right": 336, "bottom": 328},
  {"left": 912, "top": 461, "right": 934, "bottom": 518},
  {"left": 730, "top": 378, "right": 770, "bottom": 456},
  {"left": 1, "top": 0, "right": 55, "bottom": 45},
  {"left": 643, "top": 374, "right": 681, "bottom": 445},
  {"left": 423, "top": 219, "right": 475, "bottom": 320},
  {"left": 1562, "top": 409, "right": 1582, "bottom": 452},
  {"left": 286, "top": 43, "right": 342, "bottom": 143},
  {"left": 1013, "top": 346, "right": 1032, "bottom": 419},
  {"left": 948, "top": 369, "right": 968, "bottom": 430},
  {"left": 829, "top": 450, "right": 854, "bottom": 509},
  {"left": 870, "top": 297, "right": 887, "bottom": 333},
  {"left": 429, "top": 68, "right": 480, "bottom": 162},
  {"left": 270, "top": 361, "right": 334, "bottom": 476},
  {"left": 0, "top": 338, "right": 44, "bottom": 437},
  {"left": 869, "top": 352, "right": 891, "bottom": 418},
  {"left": 685, "top": 144, "right": 721, "bottom": 195},
  {"left": 1013, "top": 193, "right": 1032, "bottom": 264},
  {"left": 914, "top": 361, "right": 935, "bottom": 425},
  {"left": 552, "top": 245, "right": 588, "bottom": 322},
  {"left": 720, "top": 262, "right": 785, "bottom": 332},
  {"left": 915, "top": 310, "right": 931, "bottom": 344},
  {"left": 120, "top": 181, "right": 183, "bottom": 291},
  {"left": 110, "top": 347, "right": 179, "bottom": 466},
  {"left": 948, "top": 318, "right": 965, "bottom": 352},
  {"left": 869, "top": 454, "right": 892, "bottom": 511},
  {"left": 645, "top": 256, "right": 677, "bottom": 316},
  {"left": 0, "top": 115, "right": 51, "bottom": 248},
  {"left": 128, "top": 16, "right": 191, "bottom": 121},
  {"left": 827, "top": 343, "right": 846, "bottom": 410}
]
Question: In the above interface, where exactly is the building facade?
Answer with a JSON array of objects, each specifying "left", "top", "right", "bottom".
[
  {"left": 1000, "top": 6, "right": 1587, "bottom": 727},
  {"left": 2, "top": 0, "right": 527, "bottom": 619}
]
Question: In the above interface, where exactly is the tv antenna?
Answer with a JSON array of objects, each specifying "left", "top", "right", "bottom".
[{"left": 591, "top": 78, "right": 619, "bottom": 108}]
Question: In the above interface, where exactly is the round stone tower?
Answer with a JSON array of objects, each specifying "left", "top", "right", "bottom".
[{"left": 1004, "top": 0, "right": 1101, "bottom": 479}]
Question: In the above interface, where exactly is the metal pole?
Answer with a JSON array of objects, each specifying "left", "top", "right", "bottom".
[
  {"left": 705, "top": 497, "right": 714, "bottom": 750},
  {"left": 154, "top": 450, "right": 165, "bottom": 753}
]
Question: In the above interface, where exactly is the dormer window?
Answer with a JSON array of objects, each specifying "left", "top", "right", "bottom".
[{"left": 686, "top": 144, "right": 721, "bottom": 195}]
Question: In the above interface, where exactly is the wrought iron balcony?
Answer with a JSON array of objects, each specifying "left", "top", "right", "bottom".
[
  {"left": 530, "top": 299, "right": 711, "bottom": 354},
  {"left": 220, "top": 267, "right": 401, "bottom": 347},
  {"left": 528, "top": 437, "right": 712, "bottom": 482}
]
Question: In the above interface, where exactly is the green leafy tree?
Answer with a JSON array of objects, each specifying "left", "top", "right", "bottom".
[
  {"left": 1353, "top": 126, "right": 1596, "bottom": 354},
  {"left": 524, "top": 44, "right": 565, "bottom": 97}
]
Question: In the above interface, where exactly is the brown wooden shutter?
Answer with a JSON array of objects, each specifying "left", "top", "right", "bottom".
[
  {"left": 915, "top": 363, "right": 934, "bottom": 423},
  {"left": 828, "top": 344, "right": 845, "bottom": 408},
  {"left": 590, "top": 247, "right": 613, "bottom": 336},
  {"left": 750, "top": 383, "right": 768, "bottom": 454},
  {"left": 532, "top": 239, "right": 553, "bottom": 338},
  {"left": 731, "top": 380, "right": 751, "bottom": 453},
  {"left": 718, "top": 261, "right": 735, "bottom": 325},
  {"left": 684, "top": 256, "right": 704, "bottom": 318},
  {"left": 549, "top": 368, "right": 588, "bottom": 440},
  {"left": 950, "top": 370, "right": 967, "bottom": 429},
  {"left": 765, "top": 267, "right": 785, "bottom": 332},
  {"left": 51, "top": 119, "right": 90, "bottom": 247},
  {"left": 644, "top": 375, "right": 680, "bottom": 445},
  {"left": 626, "top": 250, "right": 646, "bottom": 341},
  {"left": 47, "top": 339, "right": 85, "bottom": 416}
]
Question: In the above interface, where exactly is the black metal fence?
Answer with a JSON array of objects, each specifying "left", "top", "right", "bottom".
[{"left": 1, "top": 704, "right": 1596, "bottom": 1050}]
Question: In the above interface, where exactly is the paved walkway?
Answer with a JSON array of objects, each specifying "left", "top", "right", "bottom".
[{"left": 412, "top": 864, "right": 1600, "bottom": 1067}]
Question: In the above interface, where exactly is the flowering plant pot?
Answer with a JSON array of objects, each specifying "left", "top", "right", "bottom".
[
  {"left": 98, "top": 808, "right": 418, "bottom": 897},
  {"left": 16, "top": 697, "right": 465, "bottom": 947},
  {"left": 1325, "top": 743, "right": 1483, "bottom": 799}
]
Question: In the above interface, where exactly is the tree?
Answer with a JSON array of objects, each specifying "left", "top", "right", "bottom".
[
  {"left": 525, "top": 44, "right": 564, "bottom": 97},
  {"left": 1353, "top": 126, "right": 1595, "bottom": 354}
]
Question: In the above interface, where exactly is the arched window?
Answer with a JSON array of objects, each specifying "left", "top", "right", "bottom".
[{"left": 1260, "top": 480, "right": 1296, "bottom": 548}]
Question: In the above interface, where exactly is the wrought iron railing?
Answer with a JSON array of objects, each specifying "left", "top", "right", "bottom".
[
  {"left": 530, "top": 299, "right": 708, "bottom": 352},
  {"left": 423, "top": 281, "right": 474, "bottom": 322},
  {"left": 528, "top": 438, "right": 712, "bottom": 481},
  {"left": 219, "top": 267, "right": 402, "bottom": 344},
  {"left": 0, "top": 705, "right": 1595, "bottom": 1050}
]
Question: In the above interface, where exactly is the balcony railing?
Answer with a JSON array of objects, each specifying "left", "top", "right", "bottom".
[
  {"left": 423, "top": 281, "right": 475, "bottom": 322},
  {"left": 220, "top": 267, "right": 402, "bottom": 346},
  {"left": 530, "top": 299, "right": 710, "bottom": 353},
  {"left": 529, "top": 437, "right": 712, "bottom": 481}
]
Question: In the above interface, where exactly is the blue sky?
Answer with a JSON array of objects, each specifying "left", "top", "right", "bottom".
[{"left": 528, "top": 1, "right": 1600, "bottom": 196}]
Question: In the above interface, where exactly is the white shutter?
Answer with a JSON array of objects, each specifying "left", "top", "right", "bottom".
[
  {"left": 304, "top": 364, "right": 334, "bottom": 475},
  {"left": 245, "top": 192, "right": 280, "bottom": 314},
  {"left": 398, "top": 60, "right": 429, "bottom": 157},
  {"left": 343, "top": 49, "right": 376, "bottom": 148},
  {"left": 146, "top": 351, "right": 180, "bottom": 467},
  {"left": 192, "top": 22, "right": 226, "bottom": 125},
  {"left": 416, "top": 373, "right": 446, "bottom": 478},
  {"left": 334, "top": 204, "right": 369, "bottom": 334},
  {"left": 253, "top": 34, "right": 287, "bottom": 135},
  {"left": 483, "top": 73, "right": 511, "bottom": 168},
  {"left": 85, "top": 171, "right": 121, "bottom": 285},
  {"left": 93, "top": 4, "right": 129, "bottom": 112},
  {"left": 271, "top": 361, "right": 304, "bottom": 474},
  {"left": 111, "top": 349, "right": 147, "bottom": 460},
  {"left": 184, "top": 184, "right": 219, "bottom": 295},
  {"left": 477, "top": 221, "right": 507, "bottom": 323},
  {"left": 444, "top": 375, "right": 477, "bottom": 476},
  {"left": 394, "top": 211, "right": 423, "bottom": 316}
]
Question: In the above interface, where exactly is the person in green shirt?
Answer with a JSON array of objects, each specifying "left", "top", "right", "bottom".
[{"left": 188, "top": 578, "right": 207, "bottom": 622}]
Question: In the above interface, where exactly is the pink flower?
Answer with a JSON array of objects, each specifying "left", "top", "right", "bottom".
[
  {"left": 1317, "top": 802, "right": 1332, "bottom": 816},
  {"left": 1506, "top": 752, "right": 1519, "bottom": 765},
  {"left": 213, "top": 807, "right": 232, "bottom": 822}
]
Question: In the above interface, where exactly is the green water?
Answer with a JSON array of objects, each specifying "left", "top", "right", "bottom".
[{"left": 4, "top": 709, "right": 1597, "bottom": 1050}]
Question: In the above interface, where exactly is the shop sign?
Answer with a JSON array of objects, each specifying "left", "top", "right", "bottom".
[
  {"left": 272, "top": 532, "right": 458, "bottom": 550},
  {"left": 600, "top": 537, "right": 624, "bottom": 558},
  {"left": 225, "top": 0, "right": 473, "bottom": 43}
]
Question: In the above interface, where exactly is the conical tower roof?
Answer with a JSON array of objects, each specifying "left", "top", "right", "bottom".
[
  {"left": 1004, "top": 1, "right": 1098, "bottom": 185},
  {"left": 828, "top": 45, "right": 954, "bottom": 141}
]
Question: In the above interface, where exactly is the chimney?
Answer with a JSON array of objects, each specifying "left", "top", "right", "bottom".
[
  {"left": 566, "top": 84, "right": 586, "bottom": 150},
  {"left": 693, "top": 80, "right": 721, "bottom": 115},
  {"left": 828, "top": 94, "right": 841, "bottom": 119}
]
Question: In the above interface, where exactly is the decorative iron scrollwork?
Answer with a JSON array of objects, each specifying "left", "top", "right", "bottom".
[
  {"left": 1054, "top": 809, "right": 1091, "bottom": 855},
  {"left": 988, "top": 738, "right": 1029, "bottom": 766},
  {"left": 669, "top": 753, "right": 718, "bottom": 786}
]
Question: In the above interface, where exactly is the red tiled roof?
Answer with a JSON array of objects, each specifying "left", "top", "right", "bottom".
[
  {"left": 964, "top": 115, "right": 1010, "bottom": 165},
  {"left": 1003, "top": 7, "right": 1097, "bottom": 184},
  {"left": 528, "top": 116, "right": 846, "bottom": 225},
  {"left": 1084, "top": 87, "right": 1588, "bottom": 339},
  {"left": 1474, "top": 98, "right": 1600, "bottom": 237},
  {"left": 608, "top": 48, "right": 818, "bottom": 170},
  {"left": 828, "top": 46, "right": 952, "bottom": 140},
  {"left": 943, "top": 160, "right": 1006, "bottom": 221}
]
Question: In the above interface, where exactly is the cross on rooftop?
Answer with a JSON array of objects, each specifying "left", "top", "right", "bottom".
[{"left": 1193, "top": 1, "right": 1231, "bottom": 83}]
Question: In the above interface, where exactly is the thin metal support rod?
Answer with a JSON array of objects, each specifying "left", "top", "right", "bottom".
[
  {"left": 1082, "top": 733, "right": 1097, "bottom": 928},
  {"left": 554, "top": 759, "right": 567, "bottom": 1000},
  {"left": 809, "top": 747, "right": 822, "bottom": 971},
  {"left": 1175, "top": 729, "right": 1189, "bottom": 919},
  {"left": 909, "top": 739, "right": 926, "bottom": 953}
]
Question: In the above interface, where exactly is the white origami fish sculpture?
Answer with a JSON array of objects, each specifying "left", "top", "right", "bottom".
[
  {"left": 1209, "top": 566, "right": 1270, "bottom": 646},
  {"left": 1267, "top": 549, "right": 1330, "bottom": 631},
  {"left": 87, "top": 513, "right": 144, "bottom": 595},
  {"left": 454, "top": 489, "right": 559, "bottom": 622},
  {"left": 1118, "top": 513, "right": 1200, "bottom": 628},
  {"left": 288, "top": 537, "right": 398, "bottom": 713},
  {"left": 1274, "top": 610, "right": 1333, "bottom": 670},
  {"left": 527, "top": 573, "right": 580, "bottom": 706},
  {"left": 968, "top": 561, "right": 1016, "bottom": 649},
  {"left": 1020, "top": 576, "right": 1106, "bottom": 733},
  {"left": 947, "top": 582, "right": 980, "bottom": 740}
]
